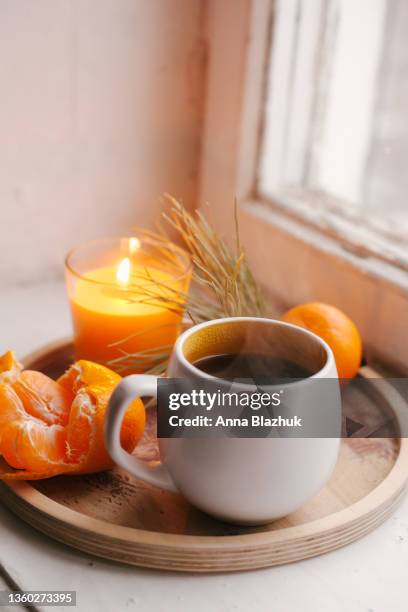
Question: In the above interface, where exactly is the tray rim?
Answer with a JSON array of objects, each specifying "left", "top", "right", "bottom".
[{"left": 1, "top": 339, "right": 408, "bottom": 569}]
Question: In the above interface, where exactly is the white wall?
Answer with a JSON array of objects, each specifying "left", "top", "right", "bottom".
[{"left": 0, "top": 0, "right": 204, "bottom": 285}]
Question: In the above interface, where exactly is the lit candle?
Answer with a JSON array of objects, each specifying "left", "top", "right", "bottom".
[{"left": 65, "top": 236, "right": 191, "bottom": 373}]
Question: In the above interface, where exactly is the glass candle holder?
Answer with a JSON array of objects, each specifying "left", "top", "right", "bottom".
[{"left": 65, "top": 235, "right": 192, "bottom": 374}]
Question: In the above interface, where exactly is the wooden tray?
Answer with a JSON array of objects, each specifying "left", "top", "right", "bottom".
[{"left": 1, "top": 339, "right": 407, "bottom": 572}]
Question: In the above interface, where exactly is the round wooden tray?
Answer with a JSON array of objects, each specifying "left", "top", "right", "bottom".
[{"left": 1, "top": 339, "right": 407, "bottom": 572}]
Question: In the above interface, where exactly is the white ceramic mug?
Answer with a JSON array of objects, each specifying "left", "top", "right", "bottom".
[{"left": 105, "top": 317, "right": 341, "bottom": 524}]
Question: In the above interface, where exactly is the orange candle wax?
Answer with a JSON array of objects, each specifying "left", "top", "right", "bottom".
[{"left": 66, "top": 237, "right": 191, "bottom": 373}]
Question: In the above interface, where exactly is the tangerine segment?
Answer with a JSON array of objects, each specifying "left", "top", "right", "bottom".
[
  {"left": 58, "top": 360, "right": 145, "bottom": 474},
  {"left": 0, "top": 385, "right": 27, "bottom": 441},
  {"left": 0, "top": 351, "right": 22, "bottom": 384},
  {"left": 0, "top": 420, "right": 68, "bottom": 472},
  {"left": 13, "top": 371, "right": 71, "bottom": 426},
  {"left": 0, "top": 356, "right": 145, "bottom": 480},
  {"left": 65, "top": 390, "right": 95, "bottom": 464},
  {"left": 0, "top": 384, "right": 69, "bottom": 472},
  {"left": 62, "top": 363, "right": 145, "bottom": 475},
  {"left": 58, "top": 360, "right": 121, "bottom": 396}
]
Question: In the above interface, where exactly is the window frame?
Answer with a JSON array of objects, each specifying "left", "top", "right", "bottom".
[
  {"left": 256, "top": 0, "right": 407, "bottom": 270},
  {"left": 198, "top": 0, "right": 408, "bottom": 372}
]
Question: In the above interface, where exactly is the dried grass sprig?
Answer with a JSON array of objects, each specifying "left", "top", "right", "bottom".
[{"left": 107, "top": 195, "right": 268, "bottom": 373}]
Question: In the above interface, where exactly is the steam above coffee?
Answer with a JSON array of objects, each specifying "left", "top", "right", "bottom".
[{"left": 193, "top": 352, "right": 312, "bottom": 383}]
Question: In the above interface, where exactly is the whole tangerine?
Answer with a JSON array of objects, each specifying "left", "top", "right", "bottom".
[{"left": 282, "top": 302, "right": 363, "bottom": 379}]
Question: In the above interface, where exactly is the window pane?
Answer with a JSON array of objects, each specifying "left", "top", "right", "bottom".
[
  {"left": 309, "top": 0, "right": 386, "bottom": 206},
  {"left": 258, "top": 0, "right": 407, "bottom": 242},
  {"left": 364, "top": 0, "right": 408, "bottom": 234}
]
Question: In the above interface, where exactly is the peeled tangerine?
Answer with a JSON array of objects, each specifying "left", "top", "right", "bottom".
[{"left": 0, "top": 351, "right": 145, "bottom": 480}]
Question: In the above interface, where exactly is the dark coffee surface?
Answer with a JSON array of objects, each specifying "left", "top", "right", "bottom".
[{"left": 193, "top": 352, "right": 312, "bottom": 383}]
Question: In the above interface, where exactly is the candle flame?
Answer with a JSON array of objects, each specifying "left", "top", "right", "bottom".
[
  {"left": 129, "top": 237, "right": 140, "bottom": 254},
  {"left": 116, "top": 257, "right": 131, "bottom": 287}
]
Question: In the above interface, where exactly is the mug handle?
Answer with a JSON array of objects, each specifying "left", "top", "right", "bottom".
[{"left": 104, "top": 375, "right": 177, "bottom": 492}]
